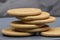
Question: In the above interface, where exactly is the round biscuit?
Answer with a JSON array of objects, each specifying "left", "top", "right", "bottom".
[
  {"left": 7, "top": 8, "right": 41, "bottom": 16},
  {"left": 17, "top": 11, "right": 50, "bottom": 21},
  {"left": 10, "top": 21, "right": 45, "bottom": 29},
  {"left": 15, "top": 25, "right": 50, "bottom": 32},
  {"left": 41, "top": 27, "right": 60, "bottom": 36},
  {"left": 2, "top": 29, "right": 33, "bottom": 36},
  {"left": 23, "top": 16, "right": 55, "bottom": 24}
]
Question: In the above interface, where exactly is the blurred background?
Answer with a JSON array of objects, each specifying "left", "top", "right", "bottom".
[{"left": 0, "top": 0, "right": 60, "bottom": 17}]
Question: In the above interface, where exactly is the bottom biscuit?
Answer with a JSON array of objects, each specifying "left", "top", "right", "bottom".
[
  {"left": 40, "top": 27, "right": 60, "bottom": 36},
  {"left": 15, "top": 25, "right": 50, "bottom": 32},
  {"left": 2, "top": 29, "right": 33, "bottom": 37}
]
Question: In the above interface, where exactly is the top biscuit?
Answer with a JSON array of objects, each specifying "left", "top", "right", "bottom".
[{"left": 7, "top": 8, "right": 41, "bottom": 16}]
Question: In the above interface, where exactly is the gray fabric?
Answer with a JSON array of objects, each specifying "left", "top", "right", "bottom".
[
  {"left": 0, "top": 0, "right": 40, "bottom": 17},
  {"left": 50, "top": 0, "right": 60, "bottom": 16},
  {"left": 0, "top": 0, "right": 60, "bottom": 17},
  {"left": 0, "top": 0, "right": 6, "bottom": 3}
]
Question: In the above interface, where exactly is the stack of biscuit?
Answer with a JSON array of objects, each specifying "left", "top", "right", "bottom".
[{"left": 2, "top": 8, "right": 55, "bottom": 37}]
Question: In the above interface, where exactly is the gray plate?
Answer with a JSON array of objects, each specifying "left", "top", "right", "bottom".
[{"left": 0, "top": 17, "right": 60, "bottom": 40}]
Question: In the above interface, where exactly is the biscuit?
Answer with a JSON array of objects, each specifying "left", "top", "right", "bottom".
[
  {"left": 7, "top": 8, "right": 41, "bottom": 16},
  {"left": 2, "top": 29, "right": 33, "bottom": 36},
  {"left": 17, "top": 12, "right": 50, "bottom": 21},
  {"left": 10, "top": 21, "right": 45, "bottom": 29},
  {"left": 15, "top": 25, "right": 50, "bottom": 32},
  {"left": 41, "top": 27, "right": 60, "bottom": 36},
  {"left": 23, "top": 16, "right": 55, "bottom": 24}
]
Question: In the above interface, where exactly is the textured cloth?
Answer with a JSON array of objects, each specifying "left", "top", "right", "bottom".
[{"left": 0, "top": 0, "right": 60, "bottom": 17}]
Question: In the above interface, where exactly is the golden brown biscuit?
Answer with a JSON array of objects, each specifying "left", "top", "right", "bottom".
[
  {"left": 10, "top": 21, "right": 45, "bottom": 29},
  {"left": 17, "top": 12, "right": 50, "bottom": 21},
  {"left": 2, "top": 28, "right": 33, "bottom": 36},
  {"left": 7, "top": 8, "right": 41, "bottom": 16},
  {"left": 41, "top": 27, "right": 60, "bottom": 36},
  {"left": 15, "top": 25, "right": 50, "bottom": 32},
  {"left": 23, "top": 16, "right": 55, "bottom": 24}
]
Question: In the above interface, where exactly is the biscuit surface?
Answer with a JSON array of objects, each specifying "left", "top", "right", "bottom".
[
  {"left": 2, "top": 29, "right": 33, "bottom": 36},
  {"left": 10, "top": 21, "right": 44, "bottom": 29},
  {"left": 7, "top": 8, "right": 41, "bottom": 16},
  {"left": 41, "top": 27, "right": 60, "bottom": 36},
  {"left": 17, "top": 12, "right": 50, "bottom": 21},
  {"left": 15, "top": 25, "right": 50, "bottom": 32},
  {"left": 23, "top": 16, "right": 55, "bottom": 24}
]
